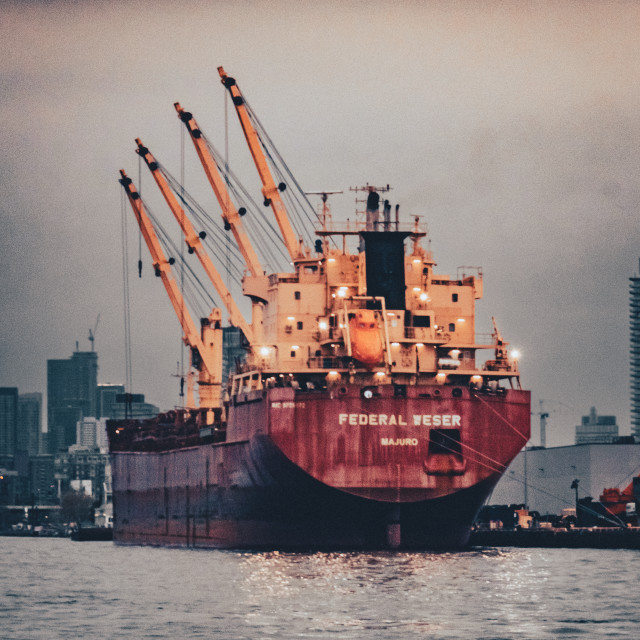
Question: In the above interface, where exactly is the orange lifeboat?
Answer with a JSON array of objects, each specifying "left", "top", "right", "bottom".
[{"left": 349, "top": 309, "right": 383, "bottom": 368}]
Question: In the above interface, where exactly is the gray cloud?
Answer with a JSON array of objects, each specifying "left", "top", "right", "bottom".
[{"left": 1, "top": 0, "right": 639, "bottom": 446}]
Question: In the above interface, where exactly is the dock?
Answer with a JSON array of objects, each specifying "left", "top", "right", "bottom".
[{"left": 470, "top": 527, "right": 640, "bottom": 549}]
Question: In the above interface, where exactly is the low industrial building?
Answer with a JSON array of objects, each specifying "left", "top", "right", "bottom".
[{"left": 488, "top": 443, "right": 640, "bottom": 516}]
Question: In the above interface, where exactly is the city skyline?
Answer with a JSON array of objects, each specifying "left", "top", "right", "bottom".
[{"left": 2, "top": 1, "right": 640, "bottom": 447}]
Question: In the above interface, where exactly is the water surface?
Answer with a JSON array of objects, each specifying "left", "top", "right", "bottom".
[{"left": 1, "top": 539, "right": 638, "bottom": 639}]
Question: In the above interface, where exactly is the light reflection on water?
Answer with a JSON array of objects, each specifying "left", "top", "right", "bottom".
[{"left": 1, "top": 539, "right": 639, "bottom": 639}]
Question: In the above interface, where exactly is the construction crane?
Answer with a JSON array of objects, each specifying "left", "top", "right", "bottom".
[
  {"left": 531, "top": 399, "right": 575, "bottom": 448},
  {"left": 173, "top": 104, "right": 264, "bottom": 278},
  {"left": 135, "top": 139, "right": 254, "bottom": 345},
  {"left": 118, "top": 170, "right": 222, "bottom": 422},
  {"left": 88, "top": 314, "right": 100, "bottom": 352},
  {"left": 218, "top": 67, "right": 302, "bottom": 262},
  {"left": 531, "top": 400, "right": 551, "bottom": 448}
]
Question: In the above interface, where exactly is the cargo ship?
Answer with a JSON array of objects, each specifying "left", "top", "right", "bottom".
[{"left": 109, "top": 68, "right": 530, "bottom": 549}]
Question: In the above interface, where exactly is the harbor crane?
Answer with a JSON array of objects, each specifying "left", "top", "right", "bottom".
[
  {"left": 135, "top": 139, "right": 254, "bottom": 345},
  {"left": 119, "top": 170, "right": 223, "bottom": 422},
  {"left": 173, "top": 104, "right": 264, "bottom": 279},
  {"left": 218, "top": 66, "right": 302, "bottom": 262}
]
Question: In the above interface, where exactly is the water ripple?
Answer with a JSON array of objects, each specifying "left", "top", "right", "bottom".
[{"left": 1, "top": 540, "right": 639, "bottom": 639}]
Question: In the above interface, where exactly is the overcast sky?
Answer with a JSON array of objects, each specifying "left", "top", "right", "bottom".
[{"left": 1, "top": 0, "right": 639, "bottom": 446}]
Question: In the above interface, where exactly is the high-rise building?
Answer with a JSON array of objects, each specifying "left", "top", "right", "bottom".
[
  {"left": 575, "top": 406, "right": 618, "bottom": 445},
  {"left": 76, "top": 417, "right": 109, "bottom": 452},
  {"left": 30, "top": 455, "right": 57, "bottom": 504},
  {"left": 97, "top": 384, "right": 125, "bottom": 418},
  {"left": 631, "top": 264, "right": 640, "bottom": 439},
  {"left": 97, "top": 384, "right": 158, "bottom": 420},
  {"left": 47, "top": 350, "right": 98, "bottom": 453},
  {"left": 18, "top": 392, "right": 42, "bottom": 455},
  {"left": 0, "top": 388, "right": 19, "bottom": 460},
  {"left": 56, "top": 448, "right": 109, "bottom": 504}
]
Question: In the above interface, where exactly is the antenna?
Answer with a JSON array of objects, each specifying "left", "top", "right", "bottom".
[{"left": 305, "top": 191, "right": 343, "bottom": 229}]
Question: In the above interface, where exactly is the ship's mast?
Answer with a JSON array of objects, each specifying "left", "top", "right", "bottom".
[
  {"left": 173, "top": 104, "right": 264, "bottom": 278},
  {"left": 135, "top": 138, "right": 254, "bottom": 345},
  {"left": 218, "top": 66, "right": 302, "bottom": 262},
  {"left": 119, "top": 170, "right": 222, "bottom": 419}
]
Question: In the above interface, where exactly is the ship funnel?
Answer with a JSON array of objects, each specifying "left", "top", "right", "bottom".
[
  {"left": 360, "top": 231, "right": 409, "bottom": 310},
  {"left": 366, "top": 191, "right": 380, "bottom": 231},
  {"left": 383, "top": 200, "right": 391, "bottom": 231},
  {"left": 366, "top": 190, "right": 380, "bottom": 212}
]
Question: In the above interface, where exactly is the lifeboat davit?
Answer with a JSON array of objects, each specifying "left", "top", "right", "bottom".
[{"left": 349, "top": 309, "right": 383, "bottom": 368}]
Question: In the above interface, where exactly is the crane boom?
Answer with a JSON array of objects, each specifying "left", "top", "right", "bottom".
[
  {"left": 174, "top": 104, "right": 263, "bottom": 278},
  {"left": 118, "top": 170, "right": 222, "bottom": 411},
  {"left": 217, "top": 66, "right": 301, "bottom": 262},
  {"left": 492, "top": 316, "right": 509, "bottom": 361},
  {"left": 135, "top": 139, "right": 254, "bottom": 345}
]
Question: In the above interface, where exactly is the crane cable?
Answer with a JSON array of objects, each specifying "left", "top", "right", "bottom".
[
  {"left": 143, "top": 199, "right": 218, "bottom": 315},
  {"left": 243, "top": 98, "right": 318, "bottom": 230},
  {"left": 137, "top": 154, "right": 143, "bottom": 278},
  {"left": 432, "top": 429, "right": 626, "bottom": 528},
  {"left": 225, "top": 86, "right": 231, "bottom": 290},
  {"left": 610, "top": 462, "right": 640, "bottom": 492},
  {"left": 120, "top": 187, "right": 133, "bottom": 397},
  {"left": 200, "top": 132, "right": 291, "bottom": 270},
  {"left": 241, "top": 97, "right": 339, "bottom": 253},
  {"left": 157, "top": 165, "right": 247, "bottom": 282},
  {"left": 179, "top": 122, "right": 186, "bottom": 399}
]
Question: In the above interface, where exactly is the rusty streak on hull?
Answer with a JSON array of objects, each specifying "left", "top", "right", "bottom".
[{"left": 111, "top": 385, "right": 529, "bottom": 549}]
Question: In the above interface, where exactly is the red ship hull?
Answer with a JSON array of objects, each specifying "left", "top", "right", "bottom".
[{"left": 110, "top": 384, "right": 530, "bottom": 549}]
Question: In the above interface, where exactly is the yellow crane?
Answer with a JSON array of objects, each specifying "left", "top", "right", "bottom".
[
  {"left": 119, "top": 170, "right": 222, "bottom": 421},
  {"left": 174, "top": 104, "right": 264, "bottom": 278},
  {"left": 135, "top": 139, "right": 254, "bottom": 345},
  {"left": 218, "top": 67, "right": 302, "bottom": 262}
]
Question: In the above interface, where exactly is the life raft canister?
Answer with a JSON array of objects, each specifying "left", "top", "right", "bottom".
[{"left": 349, "top": 309, "right": 383, "bottom": 369}]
